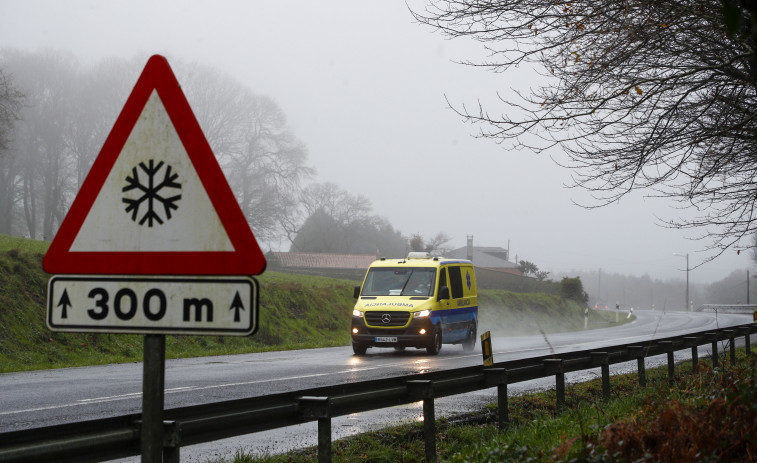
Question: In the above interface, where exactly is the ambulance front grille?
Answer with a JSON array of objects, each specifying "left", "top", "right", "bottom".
[{"left": 365, "top": 311, "right": 411, "bottom": 327}]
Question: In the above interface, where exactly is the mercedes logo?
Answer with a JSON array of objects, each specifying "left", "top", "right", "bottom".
[{"left": 381, "top": 314, "right": 392, "bottom": 324}]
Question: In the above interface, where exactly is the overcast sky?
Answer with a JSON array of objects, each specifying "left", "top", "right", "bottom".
[{"left": 1, "top": 0, "right": 752, "bottom": 283}]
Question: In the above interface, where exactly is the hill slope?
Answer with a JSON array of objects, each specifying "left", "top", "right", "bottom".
[{"left": 0, "top": 235, "right": 608, "bottom": 373}]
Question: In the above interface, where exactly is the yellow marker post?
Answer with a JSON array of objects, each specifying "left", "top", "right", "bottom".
[{"left": 480, "top": 330, "right": 493, "bottom": 366}]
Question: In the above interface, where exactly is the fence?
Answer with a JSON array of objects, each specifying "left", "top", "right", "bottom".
[
  {"left": 697, "top": 304, "right": 757, "bottom": 315},
  {"left": 1, "top": 323, "right": 755, "bottom": 463}
]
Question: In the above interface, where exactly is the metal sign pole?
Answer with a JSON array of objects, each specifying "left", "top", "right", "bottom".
[{"left": 142, "top": 334, "right": 166, "bottom": 462}]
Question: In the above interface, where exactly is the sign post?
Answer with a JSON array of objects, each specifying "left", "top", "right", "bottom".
[
  {"left": 142, "top": 334, "right": 165, "bottom": 462},
  {"left": 43, "top": 55, "right": 266, "bottom": 462}
]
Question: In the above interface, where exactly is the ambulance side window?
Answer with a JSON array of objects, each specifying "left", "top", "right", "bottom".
[
  {"left": 438, "top": 268, "right": 448, "bottom": 292},
  {"left": 448, "top": 266, "right": 464, "bottom": 299}
]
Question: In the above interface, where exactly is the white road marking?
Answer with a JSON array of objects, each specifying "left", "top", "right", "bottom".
[
  {"left": 0, "top": 366, "right": 409, "bottom": 416},
  {"left": 1, "top": 313, "right": 736, "bottom": 418}
]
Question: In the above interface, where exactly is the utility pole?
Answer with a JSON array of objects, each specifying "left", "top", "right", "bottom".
[
  {"left": 685, "top": 253, "right": 689, "bottom": 311},
  {"left": 597, "top": 268, "right": 601, "bottom": 307},
  {"left": 674, "top": 253, "right": 690, "bottom": 311}
]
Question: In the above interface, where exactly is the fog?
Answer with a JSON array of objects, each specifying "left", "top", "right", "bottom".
[{"left": 1, "top": 0, "right": 751, "bottom": 283}]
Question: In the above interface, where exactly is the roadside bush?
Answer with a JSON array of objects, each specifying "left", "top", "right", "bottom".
[{"left": 552, "top": 354, "right": 757, "bottom": 462}]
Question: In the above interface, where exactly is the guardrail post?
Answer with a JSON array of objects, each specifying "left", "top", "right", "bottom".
[
  {"left": 627, "top": 346, "right": 647, "bottom": 387},
  {"left": 299, "top": 396, "right": 332, "bottom": 463},
  {"left": 720, "top": 330, "right": 736, "bottom": 365},
  {"left": 740, "top": 327, "right": 752, "bottom": 354},
  {"left": 543, "top": 359, "right": 565, "bottom": 410},
  {"left": 591, "top": 352, "right": 610, "bottom": 400},
  {"left": 684, "top": 336, "right": 699, "bottom": 372},
  {"left": 657, "top": 341, "right": 675, "bottom": 383},
  {"left": 162, "top": 421, "right": 181, "bottom": 463},
  {"left": 706, "top": 333, "right": 719, "bottom": 368},
  {"left": 484, "top": 368, "right": 508, "bottom": 430},
  {"left": 407, "top": 380, "right": 436, "bottom": 463}
]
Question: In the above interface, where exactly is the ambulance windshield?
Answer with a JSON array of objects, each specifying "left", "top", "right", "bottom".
[{"left": 362, "top": 268, "right": 436, "bottom": 296}]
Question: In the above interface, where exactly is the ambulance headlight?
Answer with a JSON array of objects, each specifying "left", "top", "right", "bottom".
[
  {"left": 352, "top": 309, "right": 363, "bottom": 318},
  {"left": 414, "top": 310, "right": 431, "bottom": 318}
]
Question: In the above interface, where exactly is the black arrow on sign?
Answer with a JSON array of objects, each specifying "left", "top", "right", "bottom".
[
  {"left": 58, "top": 289, "right": 72, "bottom": 319},
  {"left": 230, "top": 291, "right": 245, "bottom": 322}
]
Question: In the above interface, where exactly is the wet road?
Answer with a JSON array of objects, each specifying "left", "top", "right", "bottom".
[{"left": 0, "top": 310, "right": 753, "bottom": 461}]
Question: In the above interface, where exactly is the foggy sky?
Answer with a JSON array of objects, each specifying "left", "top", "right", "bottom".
[{"left": 1, "top": 0, "right": 751, "bottom": 283}]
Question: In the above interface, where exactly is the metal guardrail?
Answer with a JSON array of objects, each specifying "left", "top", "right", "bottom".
[
  {"left": 1, "top": 323, "right": 755, "bottom": 463},
  {"left": 697, "top": 304, "right": 757, "bottom": 314}
]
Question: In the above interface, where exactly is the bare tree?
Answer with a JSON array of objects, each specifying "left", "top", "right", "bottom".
[
  {"left": 67, "top": 57, "right": 135, "bottom": 189},
  {"left": 300, "top": 182, "right": 373, "bottom": 225},
  {"left": 426, "top": 232, "right": 452, "bottom": 255},
  {"left": 178, "top": 61, "right": 314, "bottom": 246},
  {"left": 290, "top": 182, "right": 408, "bottom": 256},
  {"left": 0, "top": 52, "right": 313, "bottom": 247},
  {"left": 1, "top": 50, "right": 79, "bottom": 239},
  {"left": 295, "top": 182, "right": 377, "bottom": 252},
  {"left": 409, "top": 232, "right": 452, "bottom": 255},
  {"left": 413, "top": 1, "right": 757, "bottom": 259},
  {"left": 0, "top": 67, "right": 22, "bottom": 155},
  {"left": 0, "top": 67, "right": 23, "bottom": 234}
]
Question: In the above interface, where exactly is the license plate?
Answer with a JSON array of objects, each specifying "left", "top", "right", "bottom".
[{"left": 375, "top": 336, "right": 397, "bottom": 343}]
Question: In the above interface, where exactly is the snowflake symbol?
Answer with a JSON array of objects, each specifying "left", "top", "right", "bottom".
[{"left": 122, "top": 159, "right": 182, "bottom": 227}]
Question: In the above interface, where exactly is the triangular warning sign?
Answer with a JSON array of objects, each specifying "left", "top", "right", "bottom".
[{"left": 43, "top": 55, "right": 267, "bottom": 275}]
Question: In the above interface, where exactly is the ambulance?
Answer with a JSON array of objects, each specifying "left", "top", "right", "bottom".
[{"left": 350, "top": 252, "right": 478, "bottom": 355}]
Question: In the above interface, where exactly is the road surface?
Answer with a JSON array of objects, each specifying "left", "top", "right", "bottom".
[{"left": 0, "top": 310, "right": 753, "bottom": 461}]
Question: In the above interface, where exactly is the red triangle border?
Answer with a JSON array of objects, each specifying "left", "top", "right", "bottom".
[{"left": 43, "top": 55, "right": 267, "bottom": 275}]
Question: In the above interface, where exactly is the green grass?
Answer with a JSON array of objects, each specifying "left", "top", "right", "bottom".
[
  {"left": 224, "top": 350, "right": 757, "bottom": 462},
  {"left": 0, "top": 238, "right": 356, "bottom": 373},
  {"left": 0, "top": 233, "right": 626, "bottom": 373},
  {"left": 0, "top": 234, "right": 50, "bottom": 254},
  {"left": 6, "top": 234, "right": 743, "bottom": 462}
]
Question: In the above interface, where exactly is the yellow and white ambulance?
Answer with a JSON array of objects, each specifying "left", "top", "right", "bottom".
[{"left": 350, "top": 252, "right": 478, "bottom": 355}]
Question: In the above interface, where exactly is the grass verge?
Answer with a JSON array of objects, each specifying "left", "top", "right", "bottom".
[
  {"left": 224, "top": 350, "right": 757, "bottom": 462},
  {"left": 0, "top": 234, "right": 627, "bottom": 373}
]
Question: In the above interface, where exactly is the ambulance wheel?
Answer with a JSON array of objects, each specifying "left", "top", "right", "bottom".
[
  {"left": 352, "top": 342, "right": 368, "bottom": 356},
  {"left": 426, "top": 328, "right": 442, "bottom": 355},
  {"left": 462, "top": 323, "right": 477, "bottom": 352}
]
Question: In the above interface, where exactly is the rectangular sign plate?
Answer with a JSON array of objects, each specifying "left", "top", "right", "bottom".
[
  {"left": 47, "top": 275, "right": 258, "bottom": 336},
  {"left": 375, "top": 336, "right": 397, "bottom": 343}
]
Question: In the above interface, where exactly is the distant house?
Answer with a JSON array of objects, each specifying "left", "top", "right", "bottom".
[
  {"left": 447, "top": 245, "right": 523, "bottom": 276},
  {"left": 446, "top": 241, "right": 530, "bottom": 291},
  {"left": 266, "top": 252, "right": 377, "bottom": 281}
]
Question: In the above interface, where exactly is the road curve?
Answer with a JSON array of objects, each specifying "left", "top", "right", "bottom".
[{"left": 0, "top": 310, "right": 753, "bottom": 461}]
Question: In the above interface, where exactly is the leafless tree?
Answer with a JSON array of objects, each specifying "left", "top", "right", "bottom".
[
  {"left": 67, "top": 57, "right": 136, "bottom": 189},
  {"left": 413, "top": 1, "right": 757, "bottom": 259},
  {"left": 0, "top": 67, "right": 23, "bottom": 234},
  {"left": 294, "top": 182, "right": 378, "bottom": 252},
  {"left": 0, "top": 67, "right": 22, "bottom": 155},
  {"left": 426, "top": 232, "right": 452, "bottom": 255},
  {"left": 0, "top": 52, "right": 313, "bottom": 247},
  {"left": 177, "top": 61, "right": 314, "bottom": 246},
  {"left": 290, "top": 182, "right": 409, "bottom": 256},
  {"left": 300, "top": 182, "right": 373, "bottom": 225},
  {"left": 1, "top": 50, "right": 80, "bottom": 239},
  {"left": 409, "top": 232, "right": 452, "bottom": 255}
]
